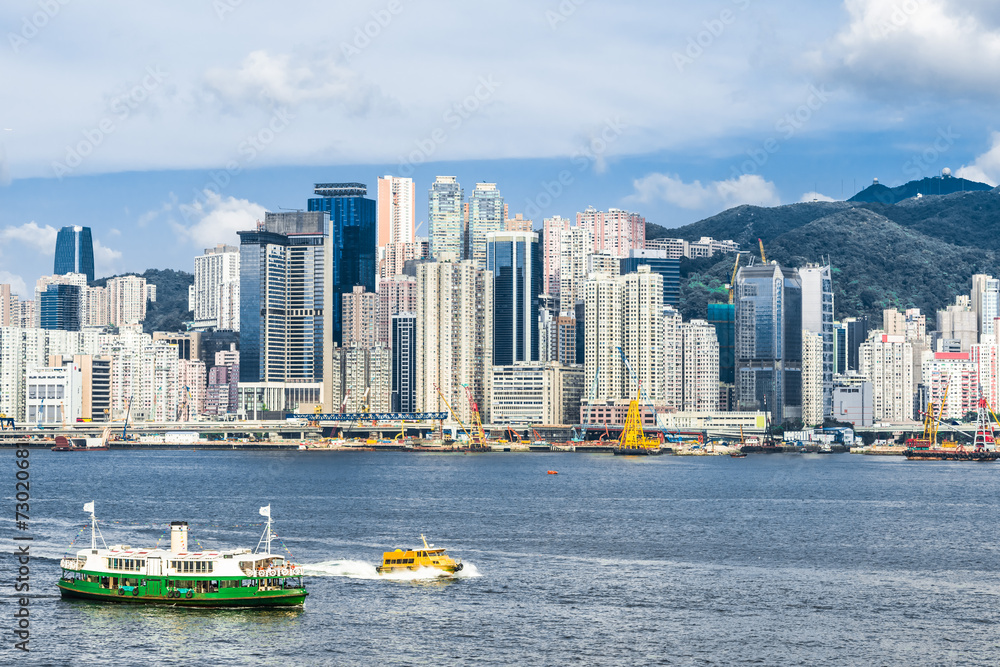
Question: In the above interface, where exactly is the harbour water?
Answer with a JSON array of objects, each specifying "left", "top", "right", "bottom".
[{"left": 8, "top": 450, "right": 1000, "bottom": 665}]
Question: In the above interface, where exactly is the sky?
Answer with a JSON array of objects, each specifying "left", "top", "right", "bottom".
[{"left": 2, "top": 0, "right": 1000, "bottom": 295}]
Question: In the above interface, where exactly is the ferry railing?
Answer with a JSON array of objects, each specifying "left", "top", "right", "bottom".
[{"left": 60, "top": 558, "right": 85, "bottom": 570}]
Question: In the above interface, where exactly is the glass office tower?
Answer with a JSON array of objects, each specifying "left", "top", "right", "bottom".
[
  {"left": 54, "top": 226, "right": 95, "bottom": 283},
  {"left": 487, "top": 231, "right": 542, "bottom": 366}
]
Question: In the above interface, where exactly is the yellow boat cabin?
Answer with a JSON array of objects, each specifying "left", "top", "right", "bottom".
[{"left": 376, "top": 535, "right": 463, "bottom": 575}]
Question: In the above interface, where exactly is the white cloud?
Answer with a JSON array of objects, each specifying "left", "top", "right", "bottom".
[
  {"left": 800, "top": 191, "right": 837, "bottom": 202},
  {"left": 818, "top": 0, "right": 1000, "bottom": 99},
  {"left": 956, "top": 132, "right": 1000, "bottom": 186},
  {"left": 93, "top": 239, "right": 123, "bottom": 278},
  {"left": 630, "top": 173, "right": 781, "bottom": 211},
  {"left": 0, "top": 271, "right": 27, "bottom": 296},
  {"left": 0, "top": 221, "right": 58, "bottom": 255},
  {"left": 203, "top": 50, "right": 395, "bottom": 116},
  {"left": 172, "top": 189, "right": 266, "bottom": 248}
]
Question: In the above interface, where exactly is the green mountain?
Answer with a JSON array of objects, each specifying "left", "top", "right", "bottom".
[
  {"left": 91, "top": 269, "right": 193, "bottom": 334},
  {"left": 849, "top": 175, "right": 991, "bottom": 204},
  {"left": 657, "top": 185, "right": 1000, "bottom": 327}
]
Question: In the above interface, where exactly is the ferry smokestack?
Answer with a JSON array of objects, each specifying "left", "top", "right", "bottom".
[{"left": 170, "top": 521, "right": 189, "bottom": 553}]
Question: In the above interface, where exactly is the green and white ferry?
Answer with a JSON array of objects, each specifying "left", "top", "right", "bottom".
[{"left": 57, "top": 503, "right": 308, "bottom": 607}]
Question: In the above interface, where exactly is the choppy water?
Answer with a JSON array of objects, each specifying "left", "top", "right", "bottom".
[{"left": 4, "top": 450, "right": 1000, "bottom": 665}]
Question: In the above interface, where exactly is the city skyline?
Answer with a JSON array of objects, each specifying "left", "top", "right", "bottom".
[{"left": 3, "top": 1, "right": 1000, "bottom": 294}]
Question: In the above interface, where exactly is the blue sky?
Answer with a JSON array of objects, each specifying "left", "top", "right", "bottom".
[{"left": 2, "top": 0, "right": 1000, "bottom": 294}]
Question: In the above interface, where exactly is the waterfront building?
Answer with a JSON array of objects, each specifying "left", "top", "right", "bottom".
[
  {"left": 26, "top": 365, "right": 83, "bottom": 425},
  {"left": 466, "top": 182, "right": 507, "bottom": 269},
  {"left": 584, "top": 266, "right": 664, "bottom": 403},
  {"left": 619, "top": 249, "right": 680, "bottom": 306},
  {"left": 54, "top": 225, "right": 95, "bottom": 282},
  {"left": 414, "top": 256, "right": 493, "bottom": 424},
  {"left": 802, "top": 331, "right": 824, "bottom": 427},
  {"left": 680, "top": 319, "right": 720, "bottom": 412},
  {"left": 921, "top": 350, "right": 976, "bottom": 421},
  {"left": 193, "top": 244, "right": 240, "bottom": 331},
  {"left": 859, "top": 331, "right": 914, "bottom": 422},
  {"left": 832, "top": 382, "right": 874, "bottom": 427},
  {"left": 239, "top": 211, "right": 329, "bottom": 384},
  {"left": 428, "top": 176, "right": 464, "bottom": 260},
  {"left": 487, "top": 231, "right": 542, "bottom": 366},
  {"left": 178, "top": 359, "right": 207, "bottom": 420},
  {"left": 707, "top": 303, "right": 735, "bottom": 385},
  {"left": 391, "top": 313, "right": 417, "bottom": 413},
  {"left": 205, "top": 364, "right": 239, "bottom": 417},
  {"left": 330, "top": 345, "right": 391, "bottom": 414},
  {"left": 307, "top": 183, "right": 377, "bottom": 346},
  {"left": 491, "top": 362, "right": 585, "bottom": 425},
  {"left": 46, "top": 354, "right": 111, "bottom": 422},
  {"left": 735, "top": 263, "right": 802, "bottom": 424},
  {"left": 799, "top": 265, "right": 834, "bottom": 417}
]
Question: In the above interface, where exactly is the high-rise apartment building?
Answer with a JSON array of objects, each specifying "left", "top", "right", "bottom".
[
  {"left": 239, "top": 211, "right": 329, "bottom": 383},
  {"left": 0, "top": 284, "right": 10, "bottom": 327},
  {"left": 859, "top": 331, "right": 913, "bottom": 422},
  {"left": 414, "top": 257, "right": 493, "bottom": 424},
  {"left": 680, "top": 319, "right": 720, "bottom": 412},
  {"left": 428, "top": 176, "right": 464, "bottom": 260},
  {"left": 921, "top": 350, "right": 975, "bottom": 420},
  {"left": 577, "top": 207, "right": 645, "bottom": 258},
  {"left": 377, "top": 175, "right": 415, "bottom": 248},
  {"left": 377, "top": 275, "right": 417, "bottom": 347},
  {"left": 307, "top": 182, "right": 377, "bottom": 346},
  {"left": 584, "top": 266, "right": 664, "bottom": 403},
  {"left": 465, "top": 182, "right": 507, "bottom": 269},
  {"left": 342, "top": 286, "right": 378, "bottom": 349},
  {"left": 193, "top": 244, "right": 240, "bottom": 330},
  {"left": 379, "top": 240, "right": 429, "bottom": 281},
  {"left": 542, "top": 216, "right": 572, "bottom": 296},
  {"left": 937, "top": 296, "right": 977, "bottom": 352},
  {"left": 971, "top": 274, "right": 1000, "bottom": 341},
  {"left": 54, "top": 225, "right": 95, "bottom": 282},
  {"left": 487, "top": 231, "right": 542, "bottom": 366},
  {"left": 505, "top": 214, "right": 533, "bottom": 233},
  {"left": 558, "top": 227, "right": 593, "bottom": 312},
  {"left": 663, "top": 306, "right": 682, "bottom": 409},
  {"left": 801, "top": 331, "right": 824, "bottom": 426},
  {"left": 735, "top": 263, "right": 802, "bottom": 423},
  {"left": 108, "top": 275, "right": 148, "bottom": 327}
]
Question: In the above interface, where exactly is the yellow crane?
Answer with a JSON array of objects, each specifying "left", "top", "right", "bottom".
[
  {"left": 728, "top": 253, "right": 741, "bottom": 304},
  {"left": 434, "top": 384, "right": 475, "bottom": 444},
  {"left": 758, "top": 238, "right": 767, "bottom": 264},
  {"left": 462, "top": 384, "right": 488, "bottom": 449}
]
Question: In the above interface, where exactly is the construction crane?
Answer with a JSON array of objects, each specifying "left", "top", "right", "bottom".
[
  {"left": 729, "top": 253, "right": 741, "bottom": 304},
  {"left": 581, "top": 365, "right": 600, "bottom": 441},
  {"left": 462, "top": 384, "right": 488, "bottom": 449},
  {"left": 434, "top": 384, "right": 475, "bottom": 444},
  {"left": 758, "top": 238, "right": 767, "bottom": 264},
  {"left": 617, "top": 346, "right": 661, "bottom": 437}
]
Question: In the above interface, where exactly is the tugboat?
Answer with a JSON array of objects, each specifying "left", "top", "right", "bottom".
[
  {"left": 57, "top": 503, "right": 307, "bottom": 607},
  {"left": 376, "top": 535, "right": 463, "bottom": 576}
]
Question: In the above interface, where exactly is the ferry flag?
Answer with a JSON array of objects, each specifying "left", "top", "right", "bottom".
[
  {"left": 259, "top": 505, "right": 271, "bottom": 518},
  {"left": 83, "top": 501, "right": 95, "bottom": 514}
]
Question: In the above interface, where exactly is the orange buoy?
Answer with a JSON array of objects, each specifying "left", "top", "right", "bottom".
[{"left": 547, "top": 470, "right": 558, "bottom": 475}]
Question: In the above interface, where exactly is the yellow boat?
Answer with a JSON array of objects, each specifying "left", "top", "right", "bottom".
[{"left": 376, "top": 535, "right": 463, "bottom": 575}]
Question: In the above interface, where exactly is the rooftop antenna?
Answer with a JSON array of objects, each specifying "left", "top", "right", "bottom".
[
  {"left": 83, "top": 501, "right": 107, "bottom": 552},
  {"left": 255, "top": 504, "right": 273, "bottom": 554}
]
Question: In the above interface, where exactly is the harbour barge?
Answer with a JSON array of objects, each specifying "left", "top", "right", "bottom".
[{"left": 57, "top": 503, "right": 307, "bottom": 607}]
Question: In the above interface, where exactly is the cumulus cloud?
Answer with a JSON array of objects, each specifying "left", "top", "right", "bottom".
[
  {"left": 93, "top": 239, "right": 123, "bottom": 278},
  {"left": 203, "top": 50, "right": 395, "bottom": 116},
  {"left": 172, "top": 189, "right": 267, "bottom": 248},
  {"left": 817, "top": 0, "right": 1000, "bottom": 99},
  {"left": 800, "top": 191, "right": 837, "bottom": 202},
  {"left": 0, "top": 221, "right": 58, "bottom": 255},
  {"left": 630, "top": 173, "right": 781, "bottom": 211},
  {"left": 956, "top": 132, "right": 1000, "bottom": 186},
  {"left": 0, "top": 271, "right": 27, "bottom": 296}
]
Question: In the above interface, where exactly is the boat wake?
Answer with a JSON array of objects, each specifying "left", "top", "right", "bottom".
[{"left": 301, "top": 560, "right": 481, "bottom": 581}]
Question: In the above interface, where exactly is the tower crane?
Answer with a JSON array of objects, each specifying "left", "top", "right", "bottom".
[
  {"left": 758, "top": 238, "right": 767, "bottom": 264},
  {"left": 462, "top": 384, "right": 488, "bottom": 450},
  {"left": 729, "top": 254, "right": 741, "bottom": 304},
  {"left": 434, "top": 384, "right": 475, "bottom": 444}
]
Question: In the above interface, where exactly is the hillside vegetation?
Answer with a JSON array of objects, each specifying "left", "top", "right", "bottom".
[
  {"left": 655, "top": 181, "right": 1000, "bottom": 327},
  {"left": 91, "top": 269, "right": 193, "bottom": 333}
]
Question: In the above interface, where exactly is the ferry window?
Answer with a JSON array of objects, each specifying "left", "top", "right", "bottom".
[{"left": 208, "top": 562, "right": 214, "bottom": 573}]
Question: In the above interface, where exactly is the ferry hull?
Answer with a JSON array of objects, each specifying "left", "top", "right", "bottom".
[{"left": 57, "top": 580, "right": 307, "bottom": 607}]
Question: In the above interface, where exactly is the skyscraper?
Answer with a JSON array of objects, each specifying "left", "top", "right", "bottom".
[
  {"left": 799, "top": 265, "right": 834, "bottom": 418},
  {"left": 428, "top": 176, "right": 464, "bottom": 260},
  {"left": 619, "top": 249, "right": 681, "bottom": 306},
  {"left": 377, "top": 175, "right": 415, "bottom": 248},
  {"left": 542, "top": 216, "right": 572, "bottom": 296},
  {"left": 307, "top": 182, "right": 377, "bottom": 347},
  {"left": 54, "top": 226, "right": 95, "bottom": 283},
  {"left": 465, "top": 182, "right": 507, "bottom": 269},
  {"left": 707, "top": 302, "right": 735, "bottom": 384},
  {"left": 577, "top": 207, "right": 645, "bottom": 258},
  {"left": 735, "top": 263, "right": 802, "bottom": 424},
  {"left": 487, "top": 231, "right": 542, "bottom": 366},
  {"left": 391, "top": 312, "right": 417, "bottom": 413},
  {"left": 238, "top": 211, "right": 329, "bottom": 383},
  {"left": 193, "top": 244, "right": 240, "bottom": 331},
  {"left": 40, "top": 284, "right": 81, "bottom": 331}
]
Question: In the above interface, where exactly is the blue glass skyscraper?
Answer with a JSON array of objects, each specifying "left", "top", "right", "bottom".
[
  {"left": 54, "top": 226, "right": 95, "bottom": 282},
  {"left": 307, "top": 183, "right": 377, "bottom": 347},
  {"left": 40, "top": 284, "right": 81, "bottom": 331},
  {"left": 487, "top": 231, "right": 542, "bottom": 366}
]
